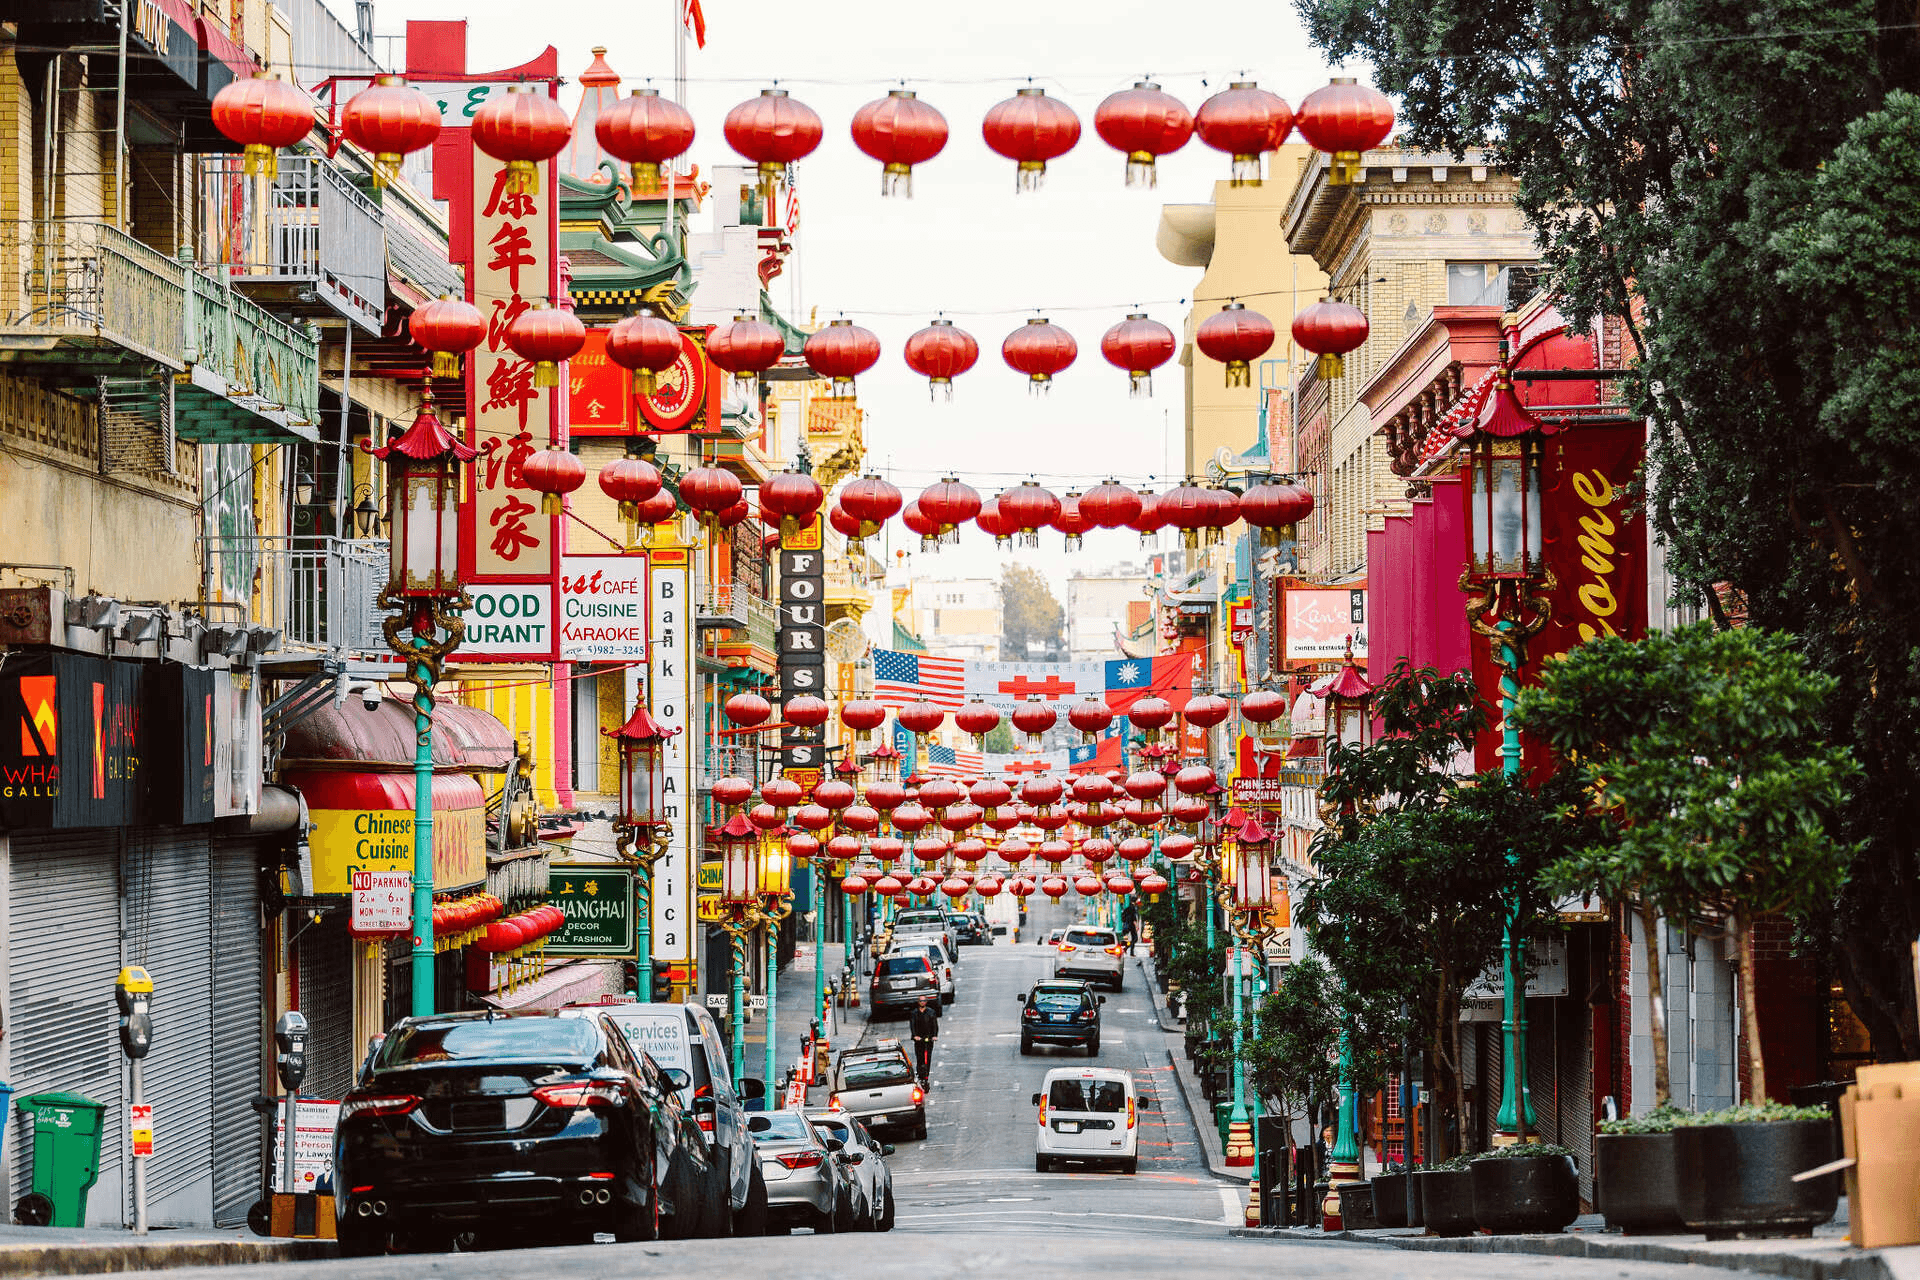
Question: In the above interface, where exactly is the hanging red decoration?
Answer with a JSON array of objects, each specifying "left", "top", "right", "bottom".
[
  {"left": 211, "top": 73, "right": 314, "bottom": 179},
  {"left": 841, "top": 698, "right": 887, "bottom": 740},
  {"left": 981, "top": 86, "right": 1081, "bottom": 191},
  {"left": 813, "top": 779, "right": 856, "bottom": 811},
  {"left": 1158, "top": 482, "right": 1215, "bottom": 549},
  {"left": 840, "top": 474, "right": 904, "bottom": 531},
  {"left": 1195, "top": 302, "right": 1276, "bottom": 387},
  {"left": 1079, "top": 479, "right": 1144, "bottom": 529},
  {"left": 840, "top": 872, "right": 870, "bottom": 896},
  {"left": 900, "top": 499, "right": 940, "bottom": 551},
  {"left": 341, "top": 76, "right": 440, "bottom": 189},
  {"left": 903, "top": 320, "right": 979, "bottom": 400},
  {"left": 595, "top": 86, "right": 695, "bottom": 193},
  {"left": 974, "top": 497, "right": 1014, "bottom": 549},
  {"left": 504, "top": 304, "right": 587, "bottom": 388},
  {"left": 897, "top": 702, "right": 945, "bottom": 736},
  {"left": 1053, "top": 493, "right": 1092, "bottom": 551},
  {"left": 1002, "top": 318, "right": 1076, "bottom": 392},
  {"left": 919, "top": 477, "right": 982, "bottom": 545},
  {"left": 1168, "top": 796, "right": 1211, "bottom": 827},
  {"left": 970, "top": 777, "right": 1012, "bottom": 811},
  {"left": 805, "top": 319, "right": 882, "bottom": 398},
  {"left": 1204, "top": 485, "right": 1242, "bottom": 543},
  {"left": 1240, "top": 689, "right": 1288, "bottom": 724},
  {"left": 707, "top": 313, "right": 786, "bottom": 384},
  {"left": 471, "top": 84, "right": 572, "bottom": 196},
  {"left": 1021, "top": 774, "right": 1064, "bottom": 808},
  {"left": 1008, "top": 699, "right": 1057, "bottom": 750},
  {"left": 629, "top": 488, "right": 679, "bottom": 532},
  {"left": 724, "top": 87, "right": 824, "bottom": 199},
  {"left": 865, "top": 781, "right": 906, "bottom": 812},
  {"left": 724, "top": 692, "right": 771, "bottom": 727},
  {"left": 1093, "top": 80, "right": 1193, "bottom": 187},
  {"left": 840, "top": 807, "right": 880, "bottom": 835},
  {"left": 1294, "top": 77, "right": 1395, "bottom": 185},
  {"left": 1194, "top": 81, "right": 1293, "bottom": 185},
  {"left": 1124, "top": 492, "right": 1165, "bottom": 548},
  {"left": 998, "top": 481, "right": 1061, "bottom": 549},
  {"left": 605, "top": 314, "right": 682, "bottom": 397},
  {"left": 1068, "top": 697, "right": 1113, "bottom": 742},
  {"left": 762, "top": 776, "right": 805, "bottom": 809},
  {"left": 954, "top": 699, "right": 1002, "bottom": 748},
  {"left": 1159, "top": 833, "right": 1198, "bottom": 860},
  {"left": 679, "top": 465, "right": 745, "bottom": 532},
  {"left": 1239, "top": 481, "right": 1315, "bottom": 546},
  {"left": 715, "top": 496, "right": 752, "bottom": 530},
  {"left": 519, "top": 447, "right": 585, "bottom": 516},
  {"left": 784, "top": 694, "right": 832, "bottom": 728},
  {"left": 850, "top": 88, "right": 948, "bottom": 197},
  {"left": 408, "top": 296, "right": 486, "bottom": 380},
  {"left": 1127, "top": 696, "right": 1174, "bottom": 736},
  {"left": 598, "top": 454, "right": 663, "bottom": 526},
  {"left": 712, "top": 777, "right": 755, "bottom": 808},
  {"left": 759, "top": 470, "right": 825, "bottom": 538},
  {"left": 1291, "top": 298, "right": 1370, "bottom": 380},
  {"left": 1182, "top": 695, "right": 1232, "bottom": 731},
  {"left": 1099, "top": 314, "right": 1175, "bottom": 397},
  {"left": 791, "top": 809, "right": 831, "bottom": 836},
  {"left": 1174, "top": 764, "right": 1218, "bottom": 795},
  {"left": 828, "top": 501, "right": 863, "bottom": 542}
]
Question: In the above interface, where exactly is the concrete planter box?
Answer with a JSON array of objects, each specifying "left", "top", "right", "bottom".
[
  {"left": 1471, "top": 1153, "right": 1581, "bottom": 1235},
  {"left": 1674, "top": 1119, "right": 1837, "bottom": 1240},
  {"left": 1595, "top": 1132, "right": 1687, "bottom": 1234},
  {"left": 1371, "top": 1172, "right": 1410, "bottom": 1227},
  {"left": 1417, "top": 1168, "right": 1477, "bottom": 1237}
]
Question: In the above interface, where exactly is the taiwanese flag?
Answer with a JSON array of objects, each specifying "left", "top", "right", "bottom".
[
  {"left": 1103, "top": 655, "right": 1197, "bottom": 714},
  {"left": 1067, "top": 726, "right": 1125, "bottom": 775}
]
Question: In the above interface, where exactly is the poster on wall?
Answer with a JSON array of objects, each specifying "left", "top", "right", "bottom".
[{"left": 648, "top": 552, "right": 694, "bottom": 965}]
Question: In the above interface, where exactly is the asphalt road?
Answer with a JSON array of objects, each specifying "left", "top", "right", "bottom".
[{"left": 163, "top": 898, "right": 1737, "bottom": 1279}]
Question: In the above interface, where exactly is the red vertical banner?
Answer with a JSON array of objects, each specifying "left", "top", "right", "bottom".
[{"left": 1534, "top": 422, "right": 1648, "bottom": 665}]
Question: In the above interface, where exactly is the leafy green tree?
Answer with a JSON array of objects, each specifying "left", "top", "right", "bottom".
[
  {"left": 1292, "top": 0, "right": 1920, "bottom": 1059},
  {"left": 999, "top": 564, "right": 1063, "bottom": 661},
  {"left": 981, "top": 720, "right": 1014, "bottom": 754},
  {"left": 1245, "top": 956, "right": 1343, "bottom": 1139},
  {"left": 1513, "top": 625, "right": 1858, "bottom": 1099}
]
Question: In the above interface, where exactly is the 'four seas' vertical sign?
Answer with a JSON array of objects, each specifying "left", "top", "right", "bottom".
[{"left": 648, "top": 548, "right": 694, "bottom": 966}]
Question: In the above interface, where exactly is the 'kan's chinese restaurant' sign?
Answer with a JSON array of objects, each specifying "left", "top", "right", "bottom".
[{"left": 284, "top": 769, "right": 487, "bottom": 896}]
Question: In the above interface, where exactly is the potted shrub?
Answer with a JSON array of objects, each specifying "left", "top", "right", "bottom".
[
  {"left": 1595, "top": 1107, "right": 1687, "bottom": 1234},
  {"left": 1336, "top": 1179, "right": 1379, "bottom": 1231},
  {"left": 1471, "top": 1143, "right": 1581, "bottom": 1234},
  {"left": 1673, "top": 1102, "right": 1838, "bottom": 1239},
  {"left": 1417, "top": 1155, "right": 1478, "bottom": 1237},
  {"left": 1371, "top": 1163, "right": 1411, "bottom": 1228}
]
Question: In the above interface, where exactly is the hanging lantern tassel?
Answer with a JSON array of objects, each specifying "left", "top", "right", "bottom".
[
  {"left": 633, "top": 160, "right": 664, "bottom": 194},
  {"left": 634, "top": 368, "right": 658, "bottom": 397},
  {"left": 1129, "top": 369, "right": 1152, "bottom": 397},
  {"left": 1225, "top": 359, "right": 1252, "bottom": 388},
  {"left": 882, "top": 161, "right": 913, "bottom": 198},
  {"left": 244, "top": 143, "right": 278, "bottom": 179},
  {"left": 783, "top": 513, "right": 802, "bottom": 540},
  {"left": 430, "top": 350, "right": 460, "bottom": 379},
  {"left": 1316, "top": 352, "right": 1345, "bottom": 380},
  {"left": 831, "top": 375, "right": 855, "bottom": 399},
  {"left": 1126, "top": 150, "right": 1157, "bottom": 188},
  {"left": 540, "top": 491, "right": 563, "bottom": 516},
  {"left": 534, "top": 359, "right": 560, "bottom": 388},
  {"left": 507, "top": 158, "right": 541, "bottom": 197}
]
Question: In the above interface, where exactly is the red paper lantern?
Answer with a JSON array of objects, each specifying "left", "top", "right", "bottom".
[
  {"left": 1010, "top": 700, "right": 1057, "bottom": 749},
  {"left": 679, "top": 466, "right": 744, "bottom": 532},
  {"left": 841, "top": 698, "right": 888, "bottom": 738},
  {"left": 504, "top": 304, "right": 586, "bottom": 388},
  {"left": 805, "top": 319, "right": 881, "bottom": 398},
  {"left": 975, "top": 874, "right": 1003, "bottom": 898},
  {"left": 1073, "top": 774, "right": 1115, "bottom": 805},
  {"left": 841, "top": 873, "right": 870, "bottom": 896},
  {"left": 981, "top": 86, "right": 1081, "bottom": 191},
  {"left": 1291, "top": 298, "right": 1370, "bottom": 380},
  {"left": 903, "top": 320, "right": 979, "bottom": 400},
  {"left": 840, "top": 806, "right": 881, "bottom": 835},
  {"left": 1093, "top": 80, "right": 1193, "bottom": 187},
  {"left": 900, "top": 500, "right": 940, "bottom": 550},
  {"left": 724, "top": 88, "right": 824, "bottom": 193},
  {"left": 1105, "top": 873, "right": 1136, "bottom": 895},
  {"left": 1294, "top": 77, "right": 1395, "bottom": 185},
  {"left": 1051, "top": 492, "right": 1092, "bottom": 552},
  {"left": 826, "top": 835, "right": 863, "bottom": 861},
  {"left": 1002, "top": 318, "right": 1076, "bottom": 392},
  {"left": 829, "top": 501, "right": 862, "bottom": 542},
  {"left": 1169, "top": 794, "right": 1211, "bottom": 824},
  {"left": 760, "top": 470, "right": 824, "bottom": 538},
  {"left": 1205, "top": 485, "right": 1242, "bottom": 541},
  {"left": 1080, "top": 480, "right": 1143, "bottom": 530},
  {"left": 1067, "top": 697, "right": 1114, "bottom": 742},
  {"left": 762, "top": 776, "right": 805, "bottom": 809},
  {"left": 628, "top": 487, "right": 680, "bottom": 532},
  {"left": 707, "top": 313, "right": 786, "bottom": 380},
  {"left": 970, "top": 778, "right": 1012, "bottom": 810},
  {"left": 951, "top": 702, "right": 999, "bottom": 750},
  {"left": 998, "top": 481, "right": 1061, "bottom": 549},
  {"left": 788, "top": 832, "right": 823, "bottom": 857},
  {"left": 919, "top": 477, "right": 982, "bottom": 544},
  {"left": 1118, "top": 836, "right": 1154, "bottom": 861},
  {"left": 784, "top": 694, "right": 831, "bottom": 728},
  {"left": 471, "top": 84, "right": 572, "bottom": 196},
  {"left": 940, "top": 877, "right": 970, "bottom": 900},
  {"left": 1195, "top": 302, "right": 1276, "bottom": 387},
  {"left": 408, "top": 296, "right": 486, "bottom": 380},
  {"left": 1082, "top": 837, "right": 1117, "bottom": 864},
  {"left": 1125, "top": 492, "right": 1165, "bottom": 548},
  {"left": 1183, "top": 695, "right": 1232, "bottom": 731},
  {"left": 1022, "top": 775, "right": 1064, "bottom": 808},
  {"left": 918, "top": 779, "right": 964, "bottom": 812},
  {"left": 1099, "top": 314, "right": 1176, "bottom": 396},
  {"left": 813, "top": 779, "right": 856, "bottom": 811},
  {"left": 1138, "top": 872, "right": 1169, "bottom": 898},
  {"left": 1241, "top": 689, "right": 1288, "bottom": 724},
  {"left": 865, "top": 781, "right": 906, "bottom": 812},
  {"left": 1239, "top": 481, "right": 1315, "bottom": 546},
  {"left": 897, "top": 702, "right": 945, "bottom": 736},
  {"left": 870, "top": 841, "right": 905, "bottom": 867},
  {"left": 715, "top": 497, "right": 752, "bottom": 529},
  {"left": 712, "top": 776, "right": 755, "bottom": 807},
  {"left": 520, "top": 447, "right": 585, "bottom": 516},
  {"left": 840, "top": 474, "right": 904, "bottom": 537},
  {"left": 1127, "top": 696, "right": 1174, "bottom": 735},
  {"left": 211, "top": 73, "right": 314, "bottom": 179},
  {"left": 871, "top": 873, "right": 903, "bottom": 895},
  {"left": 724, "top": 692, "right": 771, "bottom": 727},
  {"left": 1074, "top": 874, "right": 1104, "bottom": 897},
  {"left": 605, "top": 314, "right": 682, "bottom": 396},
  {"left": 1159, "top": 482, "right": 1215, "bottom": 549},
  {"left": 1174, "top": 764, "right": 1218, "bottom": 795},
  {"left": 850, "top": 89, "right": 949, "bottom": 197},
  {"left": 596, "top": 86, "right": 695, "bottom": 192},
  {"left": 1124, "top": 770, "right": 1167, "bottom": 801},
  {"left": 1009, "top": 875, "right": 1039, "bottom": 898},
  {"left": 1159, "top": 832, "right": 1197, "bottom": 860},
  {"left": 341, "top": 76, "right": 440, "bottom": 189},
  {"left": 598, "top": 455, "right": 663, "bottom": 522},
  {"left": 974, "top": 497, "right": 1014, "bottom": 548},
  {"left": 1194, "top": 81, "right": 1293, "bottom": 184}
]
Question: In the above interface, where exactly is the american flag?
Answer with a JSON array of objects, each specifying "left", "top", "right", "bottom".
[
  {"left": 873, "top": 649, "right": 966, "bottom": 709},
  {"left": 924, "top": 743, "right": 985, "bottom": 778},
  {"left": 782, "top": 174, "right": 800, "bottom": 238}
]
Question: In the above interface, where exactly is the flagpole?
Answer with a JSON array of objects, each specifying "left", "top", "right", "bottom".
[{"left": 666, "top": 0, "right": 684, "bottom": 269}]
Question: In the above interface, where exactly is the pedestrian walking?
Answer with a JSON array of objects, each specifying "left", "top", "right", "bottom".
[
  {"left": 1121, "top": 900, "right": 1139, "bottom": 953},
  {"left": 909, "top": 994, "right": 939, "bottom": 1085}
]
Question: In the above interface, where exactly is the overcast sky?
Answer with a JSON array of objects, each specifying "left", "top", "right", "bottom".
[{"left": 366, "top": 0, "right": 1345, "bottom": 602}]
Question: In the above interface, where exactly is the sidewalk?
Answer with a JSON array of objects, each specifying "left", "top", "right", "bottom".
[
  {"left": 744, "top": 940, "right": 861, "bottom": 1102},
  {"left": 1235, "top": 1217, "right": 1920, "bottom": 1280},
  {"left": 0, "top": 1224, "right": 331, "bottom": 1275},
  {"left": 1135, "top": 954, "right": 1249, "bottom": 1184}
]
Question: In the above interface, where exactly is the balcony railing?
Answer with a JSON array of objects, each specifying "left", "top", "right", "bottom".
[
  {"left": 204, "top": 535, "right": 389, "bottom": 657},
  {"left": 0, "top": 220, "right": 321, "bottom": 442},
  {"left": 200, "top": 154, "right": 386, "bottom": 334},
  {"left": 697, "top": 583, "right": 749, "bottom": 630}
]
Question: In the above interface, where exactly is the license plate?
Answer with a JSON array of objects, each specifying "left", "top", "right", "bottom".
[
  {"left": 890, "top": 979, "right": 912, "bottom": 989},
  {"left": 1047, "top": 1014, "right": 1067, "bottom": 1022},
  {"left": 1054, "top": 1120, "right": 1081, "bottom": 1133},
  {"left": 450, "top": 1099, "right": 504, "bottom": 1130}
]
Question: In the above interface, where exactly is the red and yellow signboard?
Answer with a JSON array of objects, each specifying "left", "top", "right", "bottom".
[
  {"left": 569, "top": 328, "right": 635, "bottom": 433},
  {"left": 285, "top": 769, "right": 488, "bottom": 895}
]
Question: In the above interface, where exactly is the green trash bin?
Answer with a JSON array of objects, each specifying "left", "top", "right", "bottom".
[{"left": 15, "top": 1091, "right": 106, "bottom": 1227}]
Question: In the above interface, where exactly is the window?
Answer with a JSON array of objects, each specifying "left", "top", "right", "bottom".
[
  {"left": 879, "top": 956, "right": 932, "bottom": 977},
  {"left": 748, "top": 1112, "right": 815, "bottom": 1140},
  {"left": 1447, "top": 263, "right": 1511, "bottom": 307},
  {"left": 1048, "top": 1078, "right": 1129, "bottom": 1113},
  {"left": 1066, "top": 930, "right": 1115, "bottom": 947},
  {"left": 377, "top": 1017, "right": 600, "bottom": 1067},
  {"left": 840, "top": 1057, "right": 915, "bottom": 1088},
  {"left": 1031, "top": 990, "right": 1087, "bottom": 1012}
]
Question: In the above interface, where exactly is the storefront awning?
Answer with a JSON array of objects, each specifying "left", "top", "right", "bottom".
[
  {"left": 280, "top": 695, "right": 513, "bottom": 771},
  {"left": 476, "top": 960, "right": 619, "bottom": 1010}
]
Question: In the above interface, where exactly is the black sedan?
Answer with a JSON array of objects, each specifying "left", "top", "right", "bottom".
[
  {"left": 1017, "top": 980, "right": 1105, "bottom": 1055},
  {"left": 333, "top": 1009, "right": 725, "bottom": 1254}
]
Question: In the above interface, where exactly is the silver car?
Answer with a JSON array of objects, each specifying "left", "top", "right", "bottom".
[
  {"left": 1053, "top": 925, "right": 1125, "bottom": 991},
  {"left": 750, "top": 1109, "right": 852, "bottom": 1234},
  {"left": 807, "top": 1111, "right": 896, "bottom": 1231},
  {"left": 830, "top": 1040, "right": 926, "bottom": 1139},
  {"left": 888, "top": 938, "right": 956, "bottom": 1004}
]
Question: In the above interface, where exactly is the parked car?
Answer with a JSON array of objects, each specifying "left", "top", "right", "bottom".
[
  {"left": 887, "top": 937, "right": 956, "bottom": 1005},
  {"left": 1032, "top": 1066, "right": 1140, "bottom": 1174},
  {"left": 869, "top": 952, "right": 942, "bottom": 1019},
  {"left": 333, "top": 1010, "right": 722, "bottom": 1254},
  {"left": 1043, "top": 928, "right": 1067, "bottom": 947},
  {"left": 808, "top": 1110, "right": 897, "bottom": 1231},
  {"left": 750, "top": 1108, "right": 853, "bottom": 1234},
  {"left": 1018, "top": 980, "right": 1104, "bottom": 1056},
  {"left": 566, "top": 999, "right": 767, "bottom": 1234},
  {"left": 893, "top": 907, "right": 960, "bottom": 960},
  {"left": 829, "top": 1040, "right": 926, "bottom": 1139},
  {"left": 949, "top": 911, "right": 992, "bottom": 945},
  {"left": 1053, "top": 925, "right": 1126, "bottom": 990}
]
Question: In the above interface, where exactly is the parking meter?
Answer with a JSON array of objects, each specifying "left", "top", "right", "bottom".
[
  {"left": 115, "top": 967, "right": 153, "bottom": 1060},
  {"left": 274, "top": 1011, "right": 309, "bottom": 1092}
]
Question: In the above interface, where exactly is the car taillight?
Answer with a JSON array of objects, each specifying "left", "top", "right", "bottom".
[
  {"left": 777, "top": 1149, "right": 825, "bottom": 1170},
  {"left": 1105, "top": 945, "right": 1124, "bottom": 956},
  {"left": 828, "top": 1093, "right": 841, "bottom": 1110},
  {"left": 1076, "top": 1010, "right": 1095, "bottom": 1021},
  {"left": 532, "top": 1083, "right": 624, "bottom": 1109},
  {"left": 1128, "top": 1097, "right": 1136, "bottom": 1129},
  {"left": 339, "top": 1094, "right": 420, "bottom": 1121},
  {"left": 911, "top": 1085, "right": 925, "bottom": 1105},
  {"left": 1037, "top": 1098, "right": 1047, "bottom": 1125},
  {"left": 696, "top": 1115, "right": 715, "bottom": 1133},
  {"left": 1058, "top": 943, "right": 1075, "bottom": 952}
]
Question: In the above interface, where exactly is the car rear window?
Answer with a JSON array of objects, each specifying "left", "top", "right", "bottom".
[
  {"left": 379, "top": 1017, "right": 599, "bottom": 1067},
  {"left": 1048, "top": 1078, "right": 1128, "bottom": 1113},
  {"left": 749, "top": 1112, "right": 816, "bottom": 1141},
  {"left": 879, "top": 956, "right": 931, "bottom": 976},
  {"left": 840, "top": 1057, "right": 915, "bottom": 1088},
  {"left": 1031, "top": 990, "right": 1085, "bottom": 1012},
  {"left": 1066, "top": 930, "right": 1116, "bottom": 947},
  {"left": 896, "top": 911, "right": 944, "bottom": 926}
]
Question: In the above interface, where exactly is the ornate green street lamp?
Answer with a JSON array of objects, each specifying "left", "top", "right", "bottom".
[{"left": 607, "top": 699, "right": 678, "bottom": 1000}]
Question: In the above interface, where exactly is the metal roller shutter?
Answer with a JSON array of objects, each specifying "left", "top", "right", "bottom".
[
  {"left": 6, "top": 830, "right": 125, "bottom": 1226},
  {"left": 209, "top": 837, "right": 264, "bottom": 1227},
  {"left": 123, "top": 828, "right": 214, "bottom": 1225},
  {"left": 295, "top": 915, "right": 354, "bottom": 1103}
]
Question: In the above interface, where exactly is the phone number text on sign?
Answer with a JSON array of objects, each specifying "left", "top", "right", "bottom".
[{"left": 560, "top": 556, "right": 650, "bottom": 661}]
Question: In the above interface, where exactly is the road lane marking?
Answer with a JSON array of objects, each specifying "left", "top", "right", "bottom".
[
  {"left": 902, "top": 1209, "right": 1239, "bottom": 1227},
  {"left": 1218, "top": 1187, "right": 1240, "bottom": 1224}
]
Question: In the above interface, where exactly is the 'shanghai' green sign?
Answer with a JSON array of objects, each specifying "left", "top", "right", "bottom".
[{"left": 548, "top": 864, "right": 638, "bottom": 959}]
